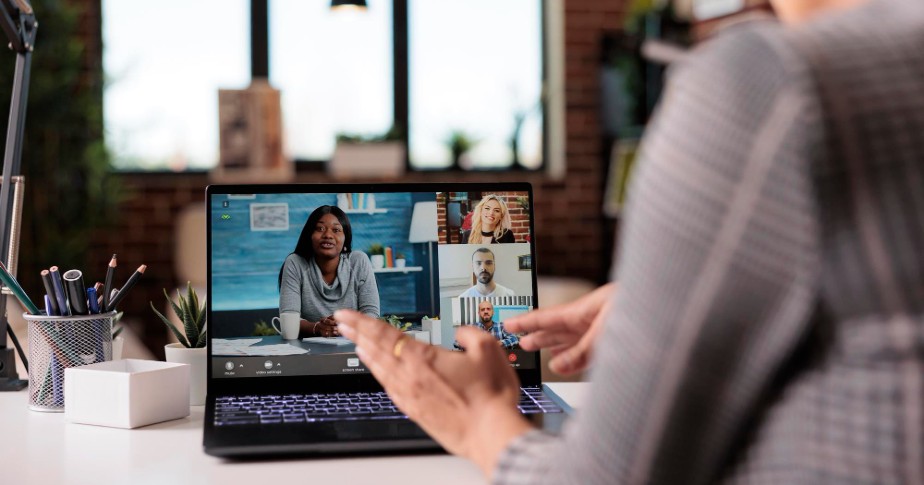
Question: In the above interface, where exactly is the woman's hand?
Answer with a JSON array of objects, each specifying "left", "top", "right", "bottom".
[
  {"left": 315, "top": 315, "right": 340, "bottom": 337},
  {"left": 335, "top": 309, "right": 533, "bottom": 478},
  {"left": 504, "top": 282, "right": 616, "bottom": 375}
]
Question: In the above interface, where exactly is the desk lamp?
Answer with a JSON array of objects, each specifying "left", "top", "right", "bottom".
[{"left": 0, "top": 0, "right": 35, "bottom": 392}]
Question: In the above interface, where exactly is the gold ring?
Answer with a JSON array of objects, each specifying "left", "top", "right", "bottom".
[{"left": 392, "top": 336, "right": 410, "bottom": 359}]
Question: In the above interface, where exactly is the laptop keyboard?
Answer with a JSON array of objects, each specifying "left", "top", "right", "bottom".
[
  {"left": 518, "top": 386, "right": 564, "bottom": 414},
  {"left": 214, "top": 387, "right": 561, "bottom": 426}
]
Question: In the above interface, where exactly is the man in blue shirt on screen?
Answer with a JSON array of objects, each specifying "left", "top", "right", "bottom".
[{"left": 455, "top": 299, "right": 519, "bottom": 350}]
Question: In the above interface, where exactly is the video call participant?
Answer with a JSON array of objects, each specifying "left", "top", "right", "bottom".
[
  {"left": 278, "top": 205, "right": 380, "bottom": 338},
  {"left": 463, "top": 194, "right": 516, "bottom": 244},
  {"left": 459, "top": 247, "right": 516, "bottom": 298},
  {"left": 454, "top": 300, "right": 519, "bottom": 350}
]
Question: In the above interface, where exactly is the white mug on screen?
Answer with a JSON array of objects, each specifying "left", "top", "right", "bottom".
[{"left": 272, "top": 312, "right": 301, "bottom": 340}]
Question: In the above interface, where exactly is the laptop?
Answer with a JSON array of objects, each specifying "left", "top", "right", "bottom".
[{"left": 203, "top": 183, "right": 569, "bottom": 458}]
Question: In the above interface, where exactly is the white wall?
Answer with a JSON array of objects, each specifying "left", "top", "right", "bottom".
[{"left": 437, "top": 243, "right": 533, "bottom": 296}]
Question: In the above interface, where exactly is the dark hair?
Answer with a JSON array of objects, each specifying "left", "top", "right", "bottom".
[
  {"left": 278, "top": 205, "right": 352, "bottom": 289},
  {"left": 472, "top": 247, "right": 494, "bottom": 261}
]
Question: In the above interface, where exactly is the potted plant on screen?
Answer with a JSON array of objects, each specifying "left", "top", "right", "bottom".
[
  {"left": 368, "top": 243, "right": 386, "bottom": 269},
  {"left": 151, "top": 282, "right": 207, "bottom": 406}
]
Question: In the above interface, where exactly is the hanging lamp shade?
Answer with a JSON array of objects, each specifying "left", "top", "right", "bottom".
[{"left": 331, "top": 0, "right": 367, "bottom": 10}]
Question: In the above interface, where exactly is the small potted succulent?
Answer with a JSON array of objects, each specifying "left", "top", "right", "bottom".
[
  {"left": 368, "top": 243, "right": 386, "bottom": 269},
  {"left": 395, "top": 252, "right": 406, "bottom": 269},
  {"left": 151, "top": 282, "right": 207, "bottom": 405}
]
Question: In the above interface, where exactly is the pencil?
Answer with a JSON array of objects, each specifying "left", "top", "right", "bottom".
[
  {"left": 103, "top": 254, "right": 116, "bottom": 313},
  {"left": 107, "top": 264, "right": 145, "bottom": 311},
  {"left": 0, "top": 261, "right": 40, "bottom": 314}
]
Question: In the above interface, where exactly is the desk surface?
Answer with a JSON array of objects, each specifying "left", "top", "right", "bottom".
[{"left": 1, "top": 381, "right": 586, "bottom": 485}]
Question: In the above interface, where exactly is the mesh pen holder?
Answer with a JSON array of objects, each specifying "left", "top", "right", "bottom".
[{"left": 25, "top": 312, "right": 116, "bottom": 412}]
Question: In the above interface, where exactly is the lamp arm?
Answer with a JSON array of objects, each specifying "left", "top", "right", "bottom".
[
  {"left": 0, "top": 0, "right": 34, "bottom": 389},
  {"left": 0, "top": 0, "right": 36, "bottom": 54}
]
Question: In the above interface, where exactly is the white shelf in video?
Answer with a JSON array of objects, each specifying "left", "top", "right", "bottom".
[
  {"left": 373, "top": 266, "right": 423, "bottom": 274},
  {"left": 343, "top": 208, "right": 388, "bottom": 214}
]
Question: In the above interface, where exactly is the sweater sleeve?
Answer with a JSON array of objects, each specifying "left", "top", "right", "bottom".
[
  {"left": 352, "top": 251, "right": 381, "bottom": 318},
  {"left": 279, "top": 254, "right": 303, "bottom": 315},
  {"left": 493, "top": 24, "right": 821, "bottom": 485}
]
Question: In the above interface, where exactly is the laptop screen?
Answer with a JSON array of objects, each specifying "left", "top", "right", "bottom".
[{"left": 208, "top": 184, "right": 539, "bottom": 379}]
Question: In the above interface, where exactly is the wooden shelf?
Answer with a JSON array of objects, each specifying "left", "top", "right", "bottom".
[
  {"left": 343, "top": 208, "right": 388, "bottom": 214},
  {"left": 373, "top": 266, "right": 422, "bottom": 274}
]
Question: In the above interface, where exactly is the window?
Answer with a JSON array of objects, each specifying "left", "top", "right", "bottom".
[
  {"left": 409, "top": 0, "right": 543, "bottom": 169},
  {"left": 270, "top": 0, "right": 394, "bottom": 161},
  {"left": 103, "top": 1, "right": 546, "bottom": 171},
  {"left": 102, "top": 0, "right": 250, "bottom": 170}
]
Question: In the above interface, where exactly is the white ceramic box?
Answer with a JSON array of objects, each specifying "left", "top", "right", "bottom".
[
  {"left": 64, "top": 359, "right": 190, "bottom": 429},
  {"left": 422, "top": 318, "right": 456, "bottom": 348}
]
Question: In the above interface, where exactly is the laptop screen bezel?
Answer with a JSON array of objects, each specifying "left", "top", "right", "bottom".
[{"left": 205, "top": 182, "right": 543, "bottom": 396}]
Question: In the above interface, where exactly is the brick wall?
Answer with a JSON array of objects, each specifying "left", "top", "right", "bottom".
[
  {"left": 436, "top": 191, "right": 531, "bottom": 245},
  {"left": 82, "top": 0, "right": 626, "bottom": 357}
]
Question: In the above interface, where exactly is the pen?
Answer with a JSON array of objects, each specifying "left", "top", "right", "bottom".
[
  {"left": 40, "top": 269, "right": 61, "bottom": 316},
  {"left": 103, "top": 254, "right": 116, "bottom": 313},
  {"left": 63, "top": 269, "right": 89, "bottom": 315},
  {"left": 87, "top": 287, "right": 100, "bottom": 314},
  {"left": 49, "top": 266, "right": 70, "bottom": 316},
  {"left": 0, "top": 261, "right": 40, "bottom": 314},
  {"left": 107, "top": 264, "right": 145, "bottom": 310}
]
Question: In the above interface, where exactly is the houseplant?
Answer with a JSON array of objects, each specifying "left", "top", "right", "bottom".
[
  {"left": 330, "top": 125, "right": 405, "bottom": 180},
  {"left": 151, "top": 282, "right": 207, "bottom": 405},
  {"left": 446, "top": 130, "right": 477, "bottom": 170},
  {"left": 368, "top": 243, "right": 386, "bottom": 269},
  {"left": 395, "top": 252, "right": 406, "bottom": 268}
]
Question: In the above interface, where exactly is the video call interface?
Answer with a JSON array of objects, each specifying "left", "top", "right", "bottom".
[{"left": 209, "top": 190, "right": 538, "bottom": 378}]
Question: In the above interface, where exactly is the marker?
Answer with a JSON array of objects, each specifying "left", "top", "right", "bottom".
[
  {"left": 103, "top": 254, "right": 116, "bottom": 312},
  {"left": 87, "top": 287, "right": 100, "bottom": 314},
  {"left": 49, "top": 266, "right": 70, "bottom": 316},
  {"left": 63, "top": 269, "right": 89, "bottom": 315},
  {"left": 107, "top": 264, "right": 146, "bottom": 311},
  {"left": 0, "top": 261, "right": 40, "bottom": 315},
  {"left": 40, "top": 269, "right": 61, "bottom": 316}
]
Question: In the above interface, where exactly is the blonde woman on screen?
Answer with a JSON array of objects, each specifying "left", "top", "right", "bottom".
[{"left": 463, "top": 194, "right": 515, "bottom": 244}]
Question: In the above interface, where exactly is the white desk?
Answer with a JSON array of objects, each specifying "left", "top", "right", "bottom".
[{"left": 0, "top": 382, "right": 586, "bottom": 485}]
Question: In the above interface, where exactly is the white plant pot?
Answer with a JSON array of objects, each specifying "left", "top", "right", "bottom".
[
  {"left": 329, "top": 141, "right": 405, "bottom": 180},
  {"left": 164, "top": 343, "right": 207, "bottom": 406},
  {"left": 405, "top": 330, "right": 430, "bottom": 344},
  {"left": 395, "top": 259, "right": 406, "bottom": 268},
  {"left": 370, "top": 254, "right": 385, "bottom": 269}
]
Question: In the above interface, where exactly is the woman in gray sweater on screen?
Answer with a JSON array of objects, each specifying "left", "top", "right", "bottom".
[{"left": 278, "top": 205, "right": 379, "bottom": 338}]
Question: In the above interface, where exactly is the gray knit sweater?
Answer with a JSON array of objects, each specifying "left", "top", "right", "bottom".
[{"left": 279, "top": 251, "right": 380, "bottom": 322}]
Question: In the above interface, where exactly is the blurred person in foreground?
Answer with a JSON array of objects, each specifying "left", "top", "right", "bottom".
[{"left": 336, "top": 0, "right": 924, "bottom": 483}]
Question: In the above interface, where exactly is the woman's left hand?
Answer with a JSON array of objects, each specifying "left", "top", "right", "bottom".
[{"left": 335, "top": 309, "right": 534, "bottom": 478}]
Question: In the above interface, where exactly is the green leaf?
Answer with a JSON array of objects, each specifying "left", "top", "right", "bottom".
[
  {"left": 195, "top": 323, "right": 208, "bottom": 348},
  {"left": 187, "top": 282, "right": 199, "bottom": 317},
  {"left": 151, "top": 301, "right": 190, "bottom": 348}
]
